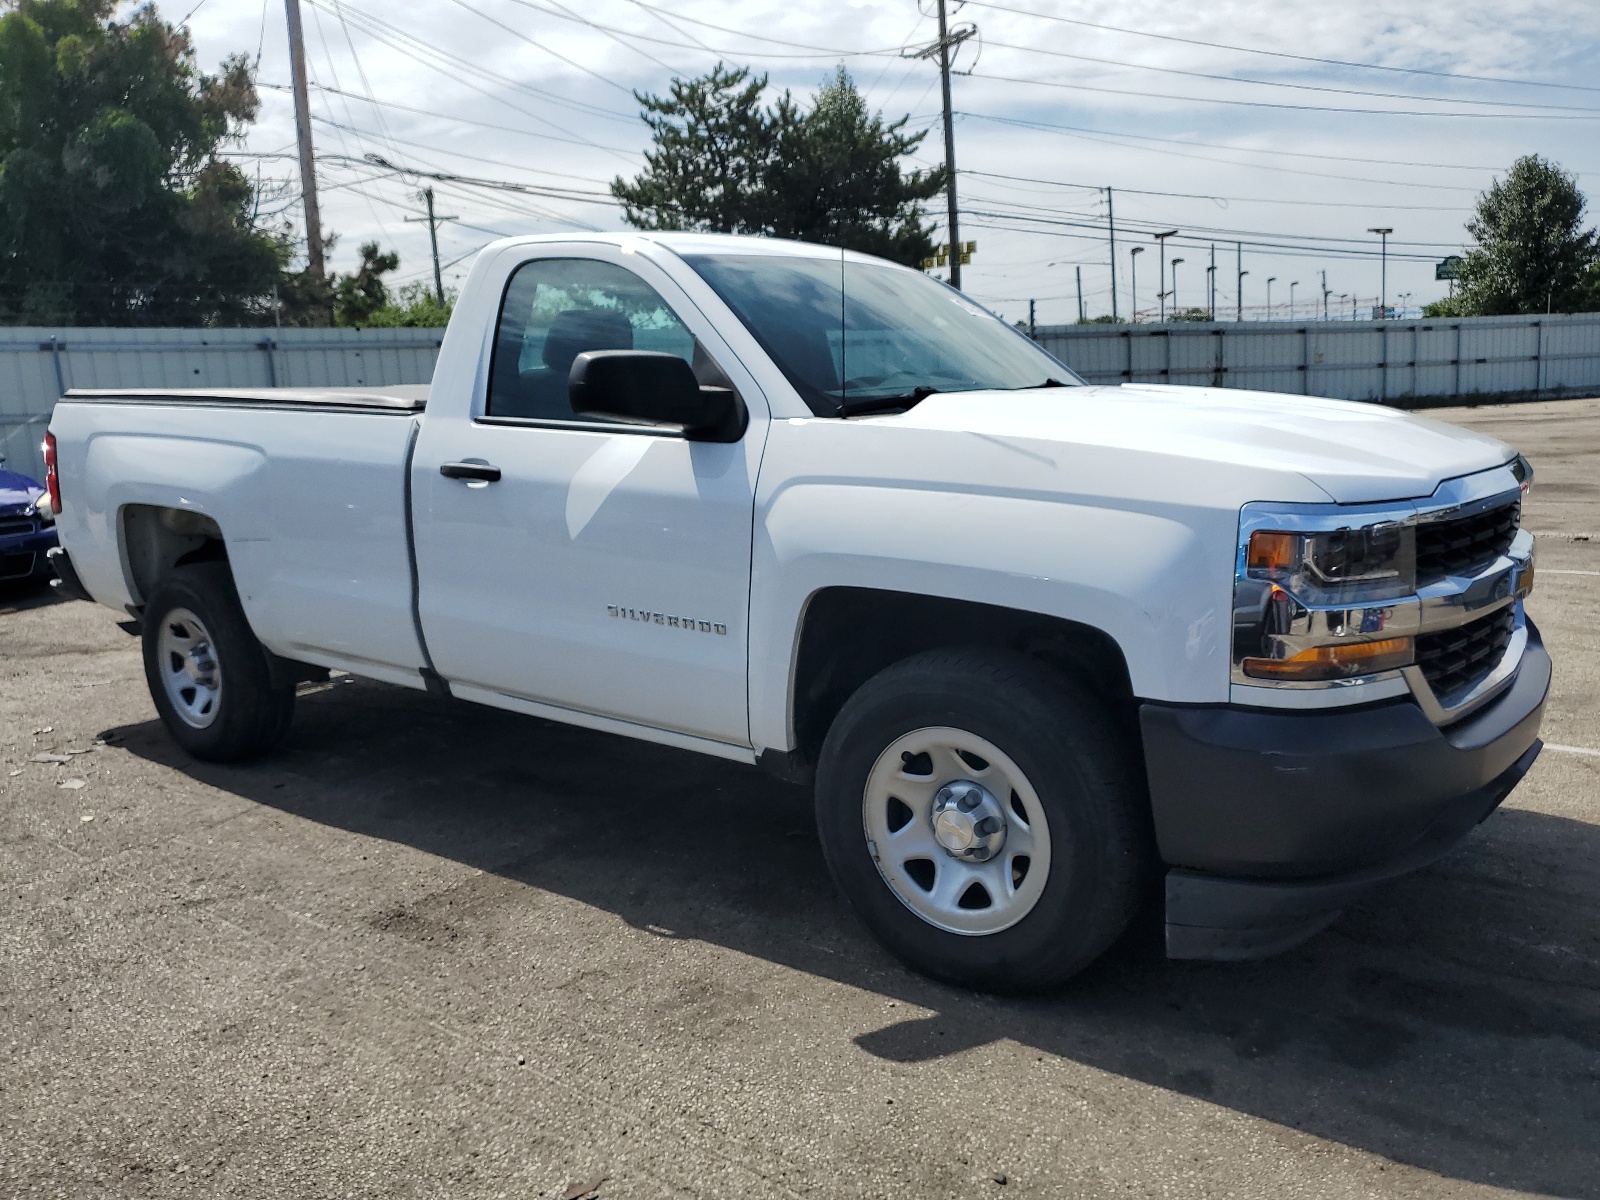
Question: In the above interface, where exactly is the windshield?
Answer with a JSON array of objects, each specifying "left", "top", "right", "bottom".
[{"left": 681, "top": 252, "right": 1081, "bottom": 415}]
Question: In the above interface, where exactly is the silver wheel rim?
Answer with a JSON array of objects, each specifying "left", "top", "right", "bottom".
[
  {"left": 862, "top": 726, "right": 1053, "bottom": 936},
  {"left": 157, "top": 608, "right": 222, "bottom": 729}
]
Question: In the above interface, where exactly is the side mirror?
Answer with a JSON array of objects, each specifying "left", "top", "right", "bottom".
[{"left": 569, "top": 350, "right": 746, "bottom": 443}]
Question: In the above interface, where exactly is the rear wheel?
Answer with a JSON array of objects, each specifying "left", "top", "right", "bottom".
[
  {"left": 141, "top": 562, "right": 295, "bottom": 761},
  {"left": 815, "top": 648, "right": 1148, "bottom": 992}
]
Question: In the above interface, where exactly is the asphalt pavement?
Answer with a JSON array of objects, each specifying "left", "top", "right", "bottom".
[{"left": 2, "top": 398, "right": 1597, "bottom": 1199}]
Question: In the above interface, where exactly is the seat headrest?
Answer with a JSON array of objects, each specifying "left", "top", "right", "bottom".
[{"left": 542, "top": 308, "right": 634, "bottom": 376}]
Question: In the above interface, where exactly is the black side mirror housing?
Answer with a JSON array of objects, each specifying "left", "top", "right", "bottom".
[{"left": 568, "top": 350, "right": 746, "bottom": 442}]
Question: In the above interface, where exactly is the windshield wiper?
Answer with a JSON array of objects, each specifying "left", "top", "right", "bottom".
[{"left": 835, "top": 385, "right": 939, "bottom": 418}]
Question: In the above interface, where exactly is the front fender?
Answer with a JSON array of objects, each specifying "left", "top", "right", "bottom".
[{"left": 747, "top": 479, "right": 1235, "bottom": 753}]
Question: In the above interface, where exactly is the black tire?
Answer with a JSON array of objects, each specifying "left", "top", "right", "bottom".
[
  {"left": 141, "top": 561, "right": 296, "bottom": 762},
  {"left": 815, "top": 647, "right": 1149, "bottom": 993}
]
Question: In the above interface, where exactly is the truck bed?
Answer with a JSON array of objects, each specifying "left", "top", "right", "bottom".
[{"left": 63, "top": 385, "right": 430, "bottom": 412}]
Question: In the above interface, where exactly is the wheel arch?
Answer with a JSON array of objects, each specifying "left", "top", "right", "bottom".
[
  {"left": 119, "top": 503, "right": 229, "bottom": 609},
  {"left": 783, "top": 586, "right": 1137, "bottom": 772}
]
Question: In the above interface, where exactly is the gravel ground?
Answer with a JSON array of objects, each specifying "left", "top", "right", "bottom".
[{"left": 2, "top": 398, "right": 1597, "bottom": 1200}]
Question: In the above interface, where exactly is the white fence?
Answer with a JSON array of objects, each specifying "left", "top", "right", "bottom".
[
  {"left": 4, "top": 313, "right": 1599, "bottom": 484},
  {"left": 0, "top": 326, "right": 445, "bottom": 481},
  {"left": 1035, "top": 311, "right": 1600, "bottom": 405}
]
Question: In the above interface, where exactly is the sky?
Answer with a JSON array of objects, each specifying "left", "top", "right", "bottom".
[{"left": 180, "top": 0, "right": 1600, "bottom": 327}]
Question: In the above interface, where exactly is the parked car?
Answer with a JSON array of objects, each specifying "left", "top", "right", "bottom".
[
  {"left": 45, "top": 232, "right": 1547, "bottom": 991},
  {"left": 0, "top": 453, "right": 58, "bottom": 583}
]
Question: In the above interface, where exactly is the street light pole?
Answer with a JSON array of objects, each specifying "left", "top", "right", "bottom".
[
  {"left": 1129, "top": 246, "right": 1143, "bottom": 323},
  {"left": 1289, "top": 281, "right": 1298, "bottom": 320},
  {"left": 1320, "top": 270, "right": 1329, "bottom": 321},
  {"left": 1154, "top": 230, "right": 1178, "bottom": 323},
  {"left": 1368, "top": 227, "right": 1393, "bottom": 318},
  {"left": 1237, "top": 269, "right": 1248, "bottom": 322},
  {"left": 1266, "top": 276, "right": 1276, "bottom": 320},
  {"left": 1170, "top": 258, "right": 1184, "bottom": 314}
]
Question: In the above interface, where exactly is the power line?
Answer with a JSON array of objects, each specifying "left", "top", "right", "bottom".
[
  {"left": 306, "top": 0, "right": 638, "bottom": 125},
  {"left": 303, "top": 82, "right": 636, "bottom": 156},
  {"left": 976, "top": 38, "right": 1600, "bottom": 114},
  {"left": 959, "top": 0, "right": 1600, "bottom": 96},
  {"left": 964, "top": 67, "right": 1600, "bottom": 120},
  {"left": 958, "top": 112, "right": 1488, "bottom": 191},
  {"left": 960, "top": 169, "right": 1472, "bottom": 212}
]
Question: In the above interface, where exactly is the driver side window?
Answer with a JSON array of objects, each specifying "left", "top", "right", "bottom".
[{"left": 487, "top": 257, "right": 727, "bottom": 421}]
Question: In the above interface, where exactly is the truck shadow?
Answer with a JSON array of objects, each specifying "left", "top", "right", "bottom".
[{"left": 109, "top": 677, "right": 1600, "bottom": 1197}]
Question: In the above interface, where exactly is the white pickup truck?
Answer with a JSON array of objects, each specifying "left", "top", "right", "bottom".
[{"left": 46, "top": 232, "right": 1547, "bottom": 991}]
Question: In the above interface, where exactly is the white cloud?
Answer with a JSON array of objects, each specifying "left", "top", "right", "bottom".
[{"left": 185, "top": 0, "right": 1600, "bottom": 324}]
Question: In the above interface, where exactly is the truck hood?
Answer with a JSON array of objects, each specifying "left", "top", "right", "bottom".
[{"left": 888, "top": 384, "right": 1513, "bottom": 505}]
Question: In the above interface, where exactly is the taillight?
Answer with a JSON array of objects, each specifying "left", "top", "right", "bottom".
[{"left": 43, "top": 431, "right": 61, "bottom": 515}]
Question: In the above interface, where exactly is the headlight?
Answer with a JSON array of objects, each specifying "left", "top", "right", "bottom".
[
  {"left": 27, "top": 491, "right": 55, "bottom": 524},
  {"left": 1244, "top": 522, "right": 1415, "bottom": 603},
  {"left": 1234, "top": 519, "right": 1417, "bottom": 685}
]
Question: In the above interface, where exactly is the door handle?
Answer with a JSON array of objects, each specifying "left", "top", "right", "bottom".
[{"left": 439, "top": 461, "right": 502, "bottom": 483}]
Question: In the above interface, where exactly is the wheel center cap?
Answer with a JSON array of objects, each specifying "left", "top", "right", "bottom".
[{"left": 930, "top": 780, "right": 1007, "bottom": 862}]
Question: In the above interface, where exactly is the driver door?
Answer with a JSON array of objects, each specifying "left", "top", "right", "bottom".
[{"left": 411, "top": 251, "right": 765, "bottom": 750}]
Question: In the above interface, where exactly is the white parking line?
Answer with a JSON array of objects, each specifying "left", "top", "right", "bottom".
[
  {"left": 1547, "top": 744, "right": 1600, "bottom": 758},
  {"left": 1545, "top": 569, "right": 1600, "bottom": 576}
]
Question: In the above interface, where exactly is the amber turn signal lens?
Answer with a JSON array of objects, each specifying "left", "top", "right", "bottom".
[
  {"left": 1242, "top": 636, "right": 1414, "bottom": 682},
  {"left": 1246, "top": 531, "right": 1298, "bottom": 574}
]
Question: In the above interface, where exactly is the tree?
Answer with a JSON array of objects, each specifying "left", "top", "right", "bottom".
[
  {"left": 332, "top": 241, "right": 398, "bottom": 326},
  {"left": 0, "top": 0, "right": 288, "bottom": 325},
  {"left": 611, "top": 63, "right": 776, "bottom": 235},
  {"left": 1426, "top": 155, "right": 1600, "bottom": 317},
  {"left": 766, "top": 68, "right": 944, "bottom": 263},
  {"left": 362, "top": 280, "right": 455, "bottom": 328},
  {"left": 612, "top": 64, "right": 944, "bottom": 267}
]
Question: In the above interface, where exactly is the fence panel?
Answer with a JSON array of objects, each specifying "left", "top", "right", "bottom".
[
  {"left": 1037, "top": 312, "right": 1600, "bottom": 407},
  {"left": 0, "top": 326, "right": 444, "bottom": 480},
  {"left": 4, "top": 314, "right": 1599, "bottom": 484}
]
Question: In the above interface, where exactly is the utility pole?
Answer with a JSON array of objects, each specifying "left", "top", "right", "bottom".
[
  {"left": 1208, "top": 243, "right": 1216, "bottom": 320},
  {"left": 1076, "top": 265, "right": 1084, "bottom": 324},
  {"left": 1154, "top": 230, "right": 1178, "bottom": 323},
  {"left": 403, "top": 187, "right": 458, "bottom": 305},
  {"left": 1106, "top": 187, "right": 1118, "bottom": 321},
  {"left": 1321, "top": 270, "right": 1329, "bottom": 321},
  {"left": 1129, "top": 246, "right": 1143, "bottom": 323},
  {"left": 935, "top": 0, "right": 964, "bottom": 291},
  {"left": 284, "top": 0, "right": 324, "bottom": 280},
  {"left": 1028, "top": 299, "right": 1036, "bottom": 340},
  {"left": 1235, "top": 242, "right": 1244, "bottom": 322},
  {"left": 1368, "top": 227, "right": 1393, "bottom": 318}
]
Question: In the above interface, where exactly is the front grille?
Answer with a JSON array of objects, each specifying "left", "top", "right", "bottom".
[
  {"left": 1415, "top": 500, "right": 1519, "bottom": 581},
  {"left": 1416, "top": 605, "right": 1515, "bottom": 699},
  {"left": 0, "top": 517, "right": 36, "bottom": 539}
]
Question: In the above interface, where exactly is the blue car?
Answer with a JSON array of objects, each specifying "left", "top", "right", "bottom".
[{"left": 0, "top": 454, "right": 59, "bottom": 583}]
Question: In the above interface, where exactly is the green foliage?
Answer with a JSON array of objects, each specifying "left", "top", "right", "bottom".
[
  {"left": 1169, "top": 306, "right": 1213, "bottom": 322},
  {"left": 1078, "top": 314, "right": 1124, "bottom": 325},
  {"left": 1446, "top": 155, "right": 1600, "bottom": 316},
  {"left": 0, "top": 0, "right": 287, "bottom": 325},
  {"left": 612, "top": 64, "right": 945, "bottom": 267},
  {"left": 361, "top": 280, "right": 455, "bottom": 328},
  {"left": 611, "top": 63, "right": 776, "bottom": 235},
  {"left": 332, "top": 241, "right": 398, "bottom": 326}
]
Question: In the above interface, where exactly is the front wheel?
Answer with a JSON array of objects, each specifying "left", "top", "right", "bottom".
[
  {"left": 141, "top": 562, "right": 295, "bottom": 762},
  {"left": 815, "top": 648, "right": 1149, "bottom": 993}
]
